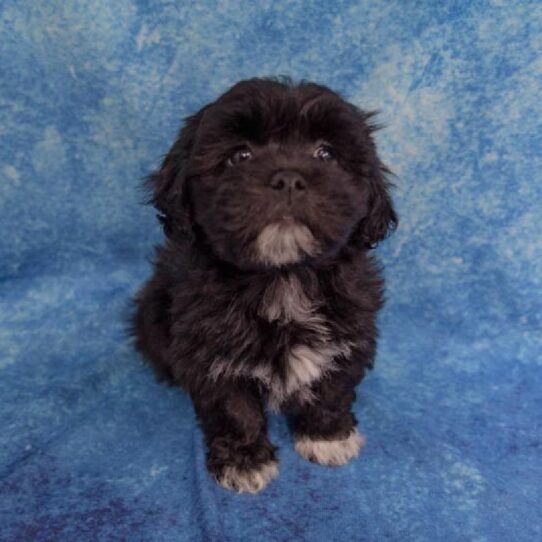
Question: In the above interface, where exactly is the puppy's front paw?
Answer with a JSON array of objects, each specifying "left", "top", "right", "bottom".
[
  {"left": 208, "top": 438, "right": 279, "bottom": 494},
  {"left": 294, "top": 428, "right": 365, "bottom": 466},
  {"left": 214, "top": 459, "right": 279, "bottom": 494}
]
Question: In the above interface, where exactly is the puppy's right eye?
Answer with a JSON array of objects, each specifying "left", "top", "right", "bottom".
[{"left": 227, "top": 146, "right": 253, "bottom": 166}]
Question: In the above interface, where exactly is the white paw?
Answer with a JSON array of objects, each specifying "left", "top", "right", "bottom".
[
  {"left": 294, "top": 429, "right": 365, "bottom": 466},
  {"left": 215, "top": 459, "right": 279, "bottom": 494}
]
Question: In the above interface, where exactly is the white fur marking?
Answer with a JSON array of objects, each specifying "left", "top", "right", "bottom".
[
  {"left": 256, "top": 222, "right": 319, "bottom": 266},
  {"left": 208, "top": 272, "right": 353, "bottom": 410},
  {"left": 286, "top": 344, "right": 334, "bottom": 393},
  {"left": 208, "top": 340, "right": 352, "bottom": 411},
  {"left": 266, "top": 341, "right": 352, "bottom": 410},
  {"left": 216, "top": 459, "right": 279, "bottom": 494},
  {"left": 261, "top": 274, "right": 313, "bottom": 323},
  {"left": 260, "top": 274, "right": 327, "bottom": 334},
  {"left": 294, "top": 429, "right": 365, "bottom": 466}
]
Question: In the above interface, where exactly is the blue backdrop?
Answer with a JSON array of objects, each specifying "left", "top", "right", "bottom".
[{"left": 1, "top": 1, "right": 541, "bottom": 540}]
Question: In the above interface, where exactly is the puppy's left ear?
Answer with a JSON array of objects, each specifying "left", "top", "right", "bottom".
[
  {"left": 346, "top": 107, "right": 398, "bottom": 248},
  {"left": 148, "top": 107, "right": 207, "bottom": 235},
  {"left": 360, "top": 161, "right": 398, "bottom": 248}
]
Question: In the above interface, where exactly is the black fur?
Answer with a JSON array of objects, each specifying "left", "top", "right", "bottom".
[{"left": 132, "top": 77, "right": 396, "bottom": 492}]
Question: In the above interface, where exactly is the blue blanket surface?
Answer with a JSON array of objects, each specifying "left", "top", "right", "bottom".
[{"left": 1, "top": 1, "right": 541, "bottom": 540}]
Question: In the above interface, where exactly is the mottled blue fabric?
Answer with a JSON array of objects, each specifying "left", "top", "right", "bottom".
[{"left": 1, "top": 1, "right": 541, "bottom": 540}]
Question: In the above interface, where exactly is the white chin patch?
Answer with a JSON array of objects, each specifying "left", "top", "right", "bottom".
[
  {"left": 215, "top": 459, "right": 279, "bottom": 494},
  {"left": 294, "top": 429, "right": 365, "bottom": 466},
  {"left": 255, "top": 222, "right": 319, "bottom": 266}
]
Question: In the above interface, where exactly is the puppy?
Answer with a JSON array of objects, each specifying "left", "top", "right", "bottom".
[{"left": 132, "top": 77, "right": 397, "bottom": 493}]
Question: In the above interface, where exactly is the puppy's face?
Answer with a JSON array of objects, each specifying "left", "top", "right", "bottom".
[{"left": 152, "top": 79, "right": 396, "bottom": 269}]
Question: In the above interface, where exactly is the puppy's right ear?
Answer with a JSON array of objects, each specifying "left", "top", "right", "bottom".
[{"left": 148, "top": 108, "right": 206, "bottom": 234}]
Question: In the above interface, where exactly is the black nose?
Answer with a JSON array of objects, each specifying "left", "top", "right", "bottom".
[{"left": 269, "top": 170, "right": 307, "bottom": 193}]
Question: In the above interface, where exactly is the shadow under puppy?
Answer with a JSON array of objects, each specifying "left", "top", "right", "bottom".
[{"left": 133, "top": 77, "right": 397, "bottom": 493}]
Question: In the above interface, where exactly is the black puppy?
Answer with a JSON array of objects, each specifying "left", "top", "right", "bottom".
[{"left": 133, "top": 77, "right": 396, "bottom": 493}]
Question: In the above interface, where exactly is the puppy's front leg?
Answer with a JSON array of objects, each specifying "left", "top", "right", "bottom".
[
  {"left": 289, "top": 371, "right": 366, "bottom": 466},
  {"left": 192, "top": 380, "right": 278, "bottom": 493}
]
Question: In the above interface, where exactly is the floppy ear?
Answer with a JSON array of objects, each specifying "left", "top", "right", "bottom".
[
  {"left": 147, "top": 109, "right": 206, "bottom": 234},
  {"left": 345, "top": 107, "right": 398, "bottom": 248},
  {"left": 360, "top": 162, "right": 398, "bottom": 248}
]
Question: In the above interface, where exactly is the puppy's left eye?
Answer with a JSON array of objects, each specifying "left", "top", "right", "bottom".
[
  {"left": 313, "top": 144, "right": 336, "bottom": 161},
  {"left": 227, "top": 146, "right": 253, "bottom": 166}
]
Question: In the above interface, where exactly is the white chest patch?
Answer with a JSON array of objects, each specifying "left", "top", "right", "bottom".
[
  {"left": 261, "top": 340, "right": 352, "bottom": 411},
  {"left": 259, "top": 274, "right": 327, "bottom": 334},
  {"left": 207, "top": 273, "right": 351, "bottom": 410},
  {"left": 260, "top": 274, "right": 351, "bottom": 409}
]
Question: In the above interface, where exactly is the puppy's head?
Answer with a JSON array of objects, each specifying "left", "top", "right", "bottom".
[{"left": 150, "top": 78, "right": 396, "bottom": 269}]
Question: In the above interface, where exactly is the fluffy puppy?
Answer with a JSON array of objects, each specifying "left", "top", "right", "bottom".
[{"left": 132, "top": 77, "right": 397, "bottom": 493}]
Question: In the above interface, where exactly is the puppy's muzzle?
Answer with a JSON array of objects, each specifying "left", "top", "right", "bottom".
[{"left": 269, "top": 170, "right": 307, "bottom": 203}]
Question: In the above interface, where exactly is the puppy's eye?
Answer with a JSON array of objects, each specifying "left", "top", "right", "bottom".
[
  {"left": 227, "top": 146, "right": 253, "bottom": 166},
  {"left": 313, "top": 144, "right": 336, "bottom": 161}
]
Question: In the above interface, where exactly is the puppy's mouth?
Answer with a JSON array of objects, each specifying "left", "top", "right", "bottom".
[{"left": 254, "top": 218, "right": 320, "bottom": 267}]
